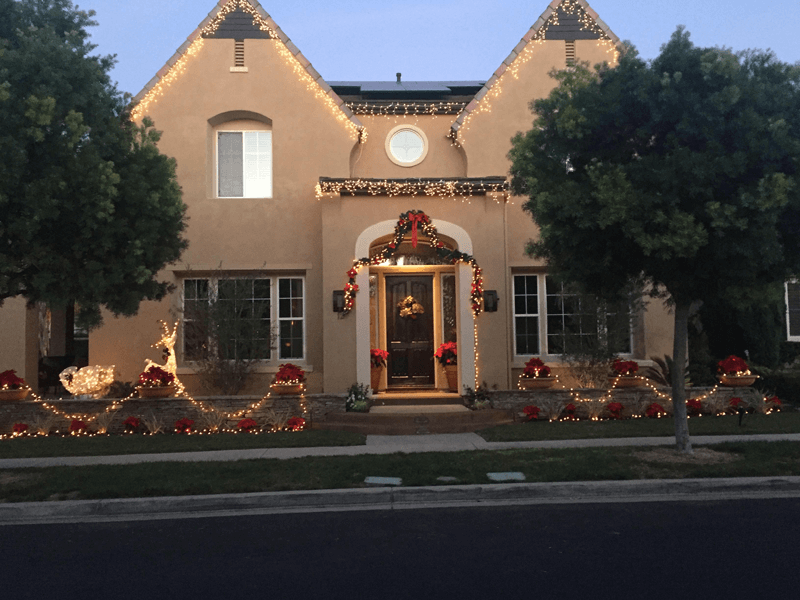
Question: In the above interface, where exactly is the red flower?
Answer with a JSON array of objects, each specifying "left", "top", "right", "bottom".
[
  {"left": 729, "top": 397, "right": 745, "bottom": 408},
  {"left": 274, "top": 363, "right": 306, "bottom": 384},
  {"left": 612, "top": 359, "right": 638, "bottom": 376},
  {"left": 0, "top": 370, "right": 26, "bottom": 390},
  {"left": 69, "top": 419, "right": 88, "bottom": 433},
  {"left": 347, "top": 268, "right": 358, "bottom": 279},
  {"left": 607, "top": 402, "right": 624, "bottom": 419},
  {"left": 123, "top": 416, "right": 140, "bottom": 431},
  {"left": 766, "top": 396, "right": 782, "bottom": 406},
  {"left": 12, "top": 423, "right": 28, "bottom": 434},
  {"left": 175, "top": 418, "right": 194, "bottom": 433},
  {"left": 717, "top": 355, "right": 749, "bottom": 375},
  {"left": 286, "top": 417, "right": 305, "bottom": 431},
  {"left": 434, "top": 342, "right": 458, "bottom": 366},
  {"left": 522, "top": 405, "right": 540, "bottom": 421},
  {"left": 565, "top": 403, "right": 576, "bottom": 414},
  {"left": 237, "top": 418, "right": 258, "bottom": 431},
  {"left": 138, "top": 366, "right": 175, "bottom": 387},
  {"left": 686, "top": 398, "right": 702, "bottom": 415},
  {"left": 645, "top": 403, "right": 666, "bottom": 418},
  {"left": 370, "top": 348, "right": 389, "bottom": 368},
  {"left": 522, "top": 357, "right": 551, "bottom": 378}
]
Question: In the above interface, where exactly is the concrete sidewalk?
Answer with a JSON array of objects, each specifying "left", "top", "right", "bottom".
[{"left": 2, "top": 432, "right": 800, "bottom": 469}]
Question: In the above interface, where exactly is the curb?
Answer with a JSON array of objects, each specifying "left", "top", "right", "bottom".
[{"left": 3, "top": 476, "right": 800, "bottom": 525}]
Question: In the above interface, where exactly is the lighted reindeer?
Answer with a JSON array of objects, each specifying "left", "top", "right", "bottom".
[{"left": 143, "top": 320, "right": 181, "bottom": 387}]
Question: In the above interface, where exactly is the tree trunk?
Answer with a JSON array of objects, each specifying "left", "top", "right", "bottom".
[{"left": 672, "top": 299, "right": 693, "bottom": 454}]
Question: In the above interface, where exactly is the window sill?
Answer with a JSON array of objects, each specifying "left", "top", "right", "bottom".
[{"left": 178, "top": 363, "right": 313, "bottom": 375}]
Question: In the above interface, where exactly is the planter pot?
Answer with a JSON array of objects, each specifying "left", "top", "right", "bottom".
[
  {"left": 718, "top": 374, "right": 758, "bottom": 387},
  {"left": 370, "top": 366, "right": 383, "bottom": 393},
  {"left": 0, "top": 388, "right": 30, "bottom": 401},
  {"left": 271, "top": 383, "right": 304, "bottom": 395},
  {"left": 444, "top": 364, "right": 458, "bottom": 392},
  {"left": 608, "top": 376, "right": 644, "bottom": 388},
  {"left": 519, "top": 377, "right": 557, "bottom": 390},
  {"left": 137, "top": 384, "right": 176, "bottom": 398}
]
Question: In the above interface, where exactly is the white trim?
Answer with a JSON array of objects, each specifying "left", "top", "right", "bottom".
[
  {"left": 354, "top": 218, "right": 475, "bottom": 390},
  {"left": 385, "top": 124, "right": 429, "bottom": 167}
]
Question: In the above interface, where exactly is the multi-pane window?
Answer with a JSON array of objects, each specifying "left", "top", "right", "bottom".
[
  {"left": 513, "top": 275, "right": 540, "bottom": 355},
  {"left": 786, "top": 281, "right": 800, "bottom": 341},
  {"left": 513, "top": 275, "right": 632, "bottom": 356},
  {"left": 278, "top": 278, "right": 304, "bottom": 360},
  {"left": 182, "top": 276, "right": 303, "bottom": 362},
  {"left": 217, "top": 131, "right": 272, "bottom": 198}
]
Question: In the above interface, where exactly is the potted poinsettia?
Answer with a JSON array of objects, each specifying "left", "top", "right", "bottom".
[
  {"left": 271, "top": 363, "right": 306, "bottom": 395},
  {"left": 137, "top": 366, "right": 177, "bottom": 398},
  {"left": 370, "top": 348, "right": 389, "bottom": 392},
  {"left": 434, "top": 341, "right": 458, "bottom": 391},
  {"left": 0, "top": 370, "right": 30, "bottom": 401},
  {"left": 519, "top": 357, "right": 557, "bottom": 390},
  {"left": 608, "top": 358, "right": 643, "bottom": 388},
  {"left": 717, "top": 355, "right": 758, "bottom": 387}
]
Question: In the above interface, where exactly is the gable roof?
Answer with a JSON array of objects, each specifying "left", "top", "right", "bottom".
[
  {"left": 450, "top": 0, "right": 621, "bottom": 140},
  {"left": 130, "top": 0, "right": 364, "bottom": 139}
]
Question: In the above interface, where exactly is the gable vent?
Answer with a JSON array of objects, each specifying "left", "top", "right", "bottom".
[
  {"left": 565, "top": 40, "right": 576, "bottom": 65},
  {"left": 235, "top": 39, "right": 245, "bottom": 66}
]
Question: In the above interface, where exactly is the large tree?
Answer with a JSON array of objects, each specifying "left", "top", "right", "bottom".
[
  {"left": 509, "top": 29, "right": 800, "bottom": 452},
  {"left": 0, "top": 0, "right": 187, "bottom": 326}
]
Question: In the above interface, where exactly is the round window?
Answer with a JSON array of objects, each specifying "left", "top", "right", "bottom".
[{"left": 386, "top": 125, "right": 428, "bottom": 167}]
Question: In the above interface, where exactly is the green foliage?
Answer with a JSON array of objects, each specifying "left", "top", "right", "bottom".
[
  {"left": 509, "top": 29, "right": 800, "bottom": 448},
  {"left": 345, "top": 382, "right": 370, "bottom": 412},
  {"left": 0, "top": 0, "right": 187, "bottom": 326}
]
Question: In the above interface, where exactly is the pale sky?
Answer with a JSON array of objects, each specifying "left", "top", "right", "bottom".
[{"left": 82, "top": 0, "right": 800, "bottom": 97}]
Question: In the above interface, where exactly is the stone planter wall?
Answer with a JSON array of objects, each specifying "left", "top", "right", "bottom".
[{"left": 0, "top": 393, "right": 348, "bottom": 435}]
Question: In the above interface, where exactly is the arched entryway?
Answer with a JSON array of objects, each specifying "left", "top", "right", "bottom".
[{"left": 353, "top": 218, "right": 477, "bottom": 393}]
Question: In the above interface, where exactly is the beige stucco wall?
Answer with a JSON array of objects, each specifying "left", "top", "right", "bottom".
[
  {"left": 0, "top": 298, "right": 38, "bottom": 388},
  {"left": 87, "top": 30, "right": 674, "bottom": 394}
]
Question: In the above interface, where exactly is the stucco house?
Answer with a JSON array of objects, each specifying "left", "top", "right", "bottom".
[{"left": 1, "top": 0, "right": 677, "bottom": 395}]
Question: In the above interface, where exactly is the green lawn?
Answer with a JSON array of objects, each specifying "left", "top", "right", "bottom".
[
  {"left": 0, "top": 429, "right": 366, "bottom": 459},
  {"left": 478, "top": 411, "right": 800, "bottom": 442},
  {"left": 2, "top": 441, "right": 799, "bottom": 503}
]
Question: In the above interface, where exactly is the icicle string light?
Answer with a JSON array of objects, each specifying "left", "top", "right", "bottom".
[
  {"left": 453, "top": 0, "right": 619, "bottom": 144},
  {"left": 316, "top": 178, "right": 508, "bottom": 202}
]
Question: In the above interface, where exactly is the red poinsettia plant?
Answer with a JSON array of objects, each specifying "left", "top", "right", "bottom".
[
  {"left": 612, "top": 358, "right": 639, "bottom": 377},
  {"left": 12, "top": 423, "right": 28, "bottom": 435},
  {"left": 522, "top": 357, "right": 551, "bottom": 378},
  {"left": 522, "top": 405, "right": 541, "bottom": 421},
  {"left": 686, "top": 398, "right": 702, "bottom": 416},
  {"left": 717, "top": 355, "right": 750, "bottom": 376},
  {"left": 237, "top": 418, "right": 258, "bottom": 432},
  {"left": 273, "top": 363, "right": 305, "bottom": 385},
  {"left": 765, "top": 396, "right": 782, "bottom": 412},
  {"left": 434, "top": 342, "right": 458, "bottom": 366},
  {"left": 564, "top": 403, "right": 576, "bottom": 419},
  {"left": 606, "top": 402, "right": 624, "bottom": 419},
  {"left": 370, "top": 348, "right": 389, "bottom": 369},
  {"left": 728, "top": 397, "right": 747, "bottom": 413},
  {"left": 138, "top": 366, "right": 175, "bottom": 387},
  {"left": 175, "top": 418, "right": 194, "bottom": 434},
  {"left": 286, "top": 416, "right": 305, "bottom": 431},
  {"left": 0, "top": 369, "right": 27, "bottom": 390},
  {"left": 645, "top": 403, "right": 667, "bottom": 418},
  {"left": 69, "top": 419, "right": 88, "bottom": 434}
]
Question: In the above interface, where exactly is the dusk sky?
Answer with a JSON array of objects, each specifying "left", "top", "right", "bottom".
[{"left": 82, "top": 0, "right": 800, "bottom": 97}]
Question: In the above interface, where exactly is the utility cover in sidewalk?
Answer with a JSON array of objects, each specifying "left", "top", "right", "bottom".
[
  {"left": 365, "top": 476, "right": 402, "bottom": 486},
  {"left": 487, "top": 472, "right": 526, "bottom": 482}
]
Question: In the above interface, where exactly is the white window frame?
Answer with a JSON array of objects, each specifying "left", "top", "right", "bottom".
[
  {"left": 217, "top": 130, "right": 273, "bottom": 199},
  {"left": 786, "top": 281, "right": 800, "bottom": 342},
  {"left": 181, "top": 275, "right": 305, "bottom": 363},
  {"left": 512, "top": 274, "right": 540, "bottom": 356},
  {"left": 512, "top": 274, "right": 634, "bottom": 359},
  {"left": 277, "top": 276, "right": 305, "bottom": 361}
]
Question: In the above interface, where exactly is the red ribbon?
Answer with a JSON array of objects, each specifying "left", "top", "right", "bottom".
[{"left": 408, "top": 213, "right": 426, "bottom": 248}]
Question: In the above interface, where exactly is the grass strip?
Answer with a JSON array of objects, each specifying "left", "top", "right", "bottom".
[
  {"left": 478, "top": 411, "right": 800, "bottom": 442},
  {"left": 2, "top": 441, "right": 800, "bottom": 503},
  {"left": 0, "top": 430, "right": 366, "bottom": 459}
]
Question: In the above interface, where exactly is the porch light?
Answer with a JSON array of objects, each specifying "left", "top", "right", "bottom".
[{"left": 484, "top": 290, "right": 499, "bottom": 312}]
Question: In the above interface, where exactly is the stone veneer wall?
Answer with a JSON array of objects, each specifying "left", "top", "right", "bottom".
[
  {"left": 0, "top": 387, "right": 765, "bottom": 435},
  {"left": 0, "top": 394, "right": 348, "bottom": 435}
]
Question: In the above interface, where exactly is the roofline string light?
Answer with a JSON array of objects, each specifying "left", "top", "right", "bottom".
[
  {"left": 452, "top": 0, "right": 619, "bottom": 145},
  {"left": 315, "top": 178, "right": 509, "bottom": 203},
  {"left": 131, "top": 0, "right": 364, "bottom": 141}
]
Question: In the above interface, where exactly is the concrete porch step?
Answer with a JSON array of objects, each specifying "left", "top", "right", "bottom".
[
  {"left": 313, "top": 406, "right": 514, "bottom": 435},
  {"left": 371, "top": 391, "right": 463, "bottom": 406}
]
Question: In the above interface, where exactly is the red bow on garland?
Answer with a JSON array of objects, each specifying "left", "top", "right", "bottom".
[{"left": 407, "top": 213, "right": 427, "bottom": 248}]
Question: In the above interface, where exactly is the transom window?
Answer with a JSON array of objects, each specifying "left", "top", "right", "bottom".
[{"left": 217, "top": 131, "right": 272, "bottom": 198}]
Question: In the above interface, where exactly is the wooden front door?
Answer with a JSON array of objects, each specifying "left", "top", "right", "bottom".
[{"left": 386, "top": 275, "right": 434, "bottom": 387}]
